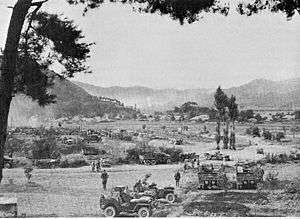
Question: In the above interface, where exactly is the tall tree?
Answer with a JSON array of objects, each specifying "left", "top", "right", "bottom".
[
  {"left": 228, "top": 95, "right": 238, "bottom": 149},
  {"left": 228, "top": 95, "right": 239, "bottom": 128},
  {"left": 214, "top": 86, "right": 228, "bottom": 149},
  {"left": 0, "top": 0, "right": 299, "bottom": 182},
  {"left": 0, "top": 0, "right": 92, "bottom": 183}
]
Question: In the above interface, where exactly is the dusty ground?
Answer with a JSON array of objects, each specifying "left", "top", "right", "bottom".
[
  {"left": 0, "top": 164, "right": 182, "bottom": 217},
  {"left": 1, "top": 120, "right": 300, "bottom": 217}
]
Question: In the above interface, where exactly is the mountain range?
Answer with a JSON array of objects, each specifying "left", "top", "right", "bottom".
[
  {"left": 8, "top": 76, "right": 300, "bottom": 126},
  {"left": 8, "top": 74, "right": 137, "bottom": 127},
  {"left": 73, "top": 77, "right": 300, "bottom": 112}
]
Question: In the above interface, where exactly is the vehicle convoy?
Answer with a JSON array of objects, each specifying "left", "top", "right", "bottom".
[
  {"left": 198, "top": 163, "right": 264, "bottom": 190},
  {"left": 100, "top": 186, "right": 157, "bottom": 217}
]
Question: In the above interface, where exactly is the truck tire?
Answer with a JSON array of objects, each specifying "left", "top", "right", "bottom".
[
  {"left": 138, "top": 207, "right": 151, "bottom": 217},
  {"left": 165, "top": 193, "right": 176, "bottom": 203},
  {"left": 103, "top": 206, "right": 117, "bottom": 217}
]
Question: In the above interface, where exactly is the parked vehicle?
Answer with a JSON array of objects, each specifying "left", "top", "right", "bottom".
[
  {"left": 100, "top": 186, "right": 157, "bottom": 217},
  {"left": 198, "top": 163, "right": 264, "bottom": 190},
  {"left": 236, "top": 166, "right": 264, "bottom": 189},
  {"left": 198, "top": 171, "right": 227, "bottom": 190},
  {"left": 146, "top": 183, "right": 176, "bottom": 203},
  {"left": 4, "top": 156, "right": 13, "bottom": 168}
]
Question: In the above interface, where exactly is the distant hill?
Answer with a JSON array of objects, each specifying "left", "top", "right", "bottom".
[
  {"left": 226, "top": 78, "right": 300, "bottom": 110},
  {"left": 8, "top": 74, "right": 137, "bottom": 127},
  {"left": 73, "top": 81, "right": 211, "bottom": 112},
  {"left": 73, "top": 77, "right": 300, "bottom": 111}
]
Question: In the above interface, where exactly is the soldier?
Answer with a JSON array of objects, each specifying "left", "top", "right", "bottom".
[
  {"left": 133, "top": 180, "right": 143, "bottom": 192},
  {"left": 91, "top": 161, "right": 95, "bottom": 172},
  {"left": 96, "top": 160, "right": 101, "bottom": 172},
  {"left": 141, "top": 174, "right": 151, "bottom": 187},
  {"left": 174, "top": 171, "right": 181, "bottom": 187},
  {"left": 101, "top": 170, "right": 109, "bottom": 190},
  {"left": 230, "top": 130, "right": 236, "bottom": 150},
  {"left": 183, "top": 160, "right": 188, "bottom": 171}
]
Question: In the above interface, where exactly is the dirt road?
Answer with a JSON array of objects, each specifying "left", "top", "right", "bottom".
[{"left": 0, "top": 164, "right": 181, "bottom": 217}]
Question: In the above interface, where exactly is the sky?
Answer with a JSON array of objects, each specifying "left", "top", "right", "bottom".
[{"left": 0, "top": 0, "right": 299, "bottom": 89}]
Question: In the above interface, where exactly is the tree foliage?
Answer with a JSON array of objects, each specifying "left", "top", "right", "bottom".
[
  {"left": 67, "top": 0, "right": 300, "bottom": 24},
  {"left": 228, "top": 95, "right": 238, "bottom": 121},
  {"left": 214, "top": 86, "right": 228, "bottom": 119},
  {"left": 13, "top": 10, "right": 93, "bottom": 106}
]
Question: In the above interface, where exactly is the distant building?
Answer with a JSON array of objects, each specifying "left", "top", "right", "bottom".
[
  {"left": 295, "top": 110, "right": 300, "bottom": 120},
  {"left": 282, "top": 114, "right": 295, "bottom": 121},
  {"left": 190, "top": 114, "right": 209, "bottom": 122}
]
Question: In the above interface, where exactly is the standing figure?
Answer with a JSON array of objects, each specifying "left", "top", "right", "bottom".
[
  {"left": 24, "top": 166, "right": 33, "bottom": 183},
  {"left": 96, "top": 160, "right": 101, "bottom": 172},
  {"left": 91, "top": 161, "right": 95, "bottom": 172},
  {"left": 230, "top": 130, "right": 236, "bottom": 150},
  {"left": 183, "top": 160, "right": 188, "bottom": 171},
  {"left": 174, "top": 171, "right": 181, "bottom": 187},
  {"left": 133, "top": 180, "right": 143, "bottom": 192},
  {"left": 141, "top": 174, "right": 151, "bottom": 188},
  {"left": 101, "top": 170, "right": 109, "bottom": 190}
]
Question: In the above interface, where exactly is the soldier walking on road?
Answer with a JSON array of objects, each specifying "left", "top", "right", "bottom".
[
  {"left": 101, "top": 169, "right": 109, "bottom": 190},
  {"left": 174, "top": 171, "right": 181, "bottom": 187}
]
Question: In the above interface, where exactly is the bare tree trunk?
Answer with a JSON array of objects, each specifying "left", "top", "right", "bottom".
[
  {"left": 0, "top": 0, "right": 32, "bottom": 183},
  {"left": 223, "top": 114, "right": 229, "bottom": 149},
  {"left": 230, "top": 120, "right": 236, "bottom": 150},
  {"left": 215, "top": 116, "right": 221, "bottom": 150}
]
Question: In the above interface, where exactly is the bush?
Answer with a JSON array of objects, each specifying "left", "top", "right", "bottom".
[
  {"left": 59, "top": 140, "right": 86, "bottom": 155},
  {"left": 245, "top": 126, "right": 260, "bottom": 137},
  {"left": 115, "top": 157, "right": 130, "bottom": 165},
  {"left": 265, "top": 153, "right": 289, "bottom": 164},
  {"left": 264, "top": 170, "right": 279, "bottom": 189},
  {"left": 256, "top": 148, "right": 264, "bottom": 154},
  {"left": 13, "top": 157, "right": 32, "bottom": 168},
  {"left": 59, "top": 154, "right": 88, "bottom": 168},
  {"left": 31, "top": 136, "right": 60, "bottom": 159},
  {"left": 245, "top": 128, "right": 252, "bottom": 135},
  {"left": 289, "top": 151, "right": 300, "bottom": 161},
  {"left": 252, "top": 126, "right": 260, "bottom": 137},
  {"left": 284, "top": 179, "right": 300, "bottom": 194},
  {"left": 276, "top": 132, "right": 285, "bottom": 142},
  {"left": 159, "top": 146, "right": 183, "bottom": 163},
  {"left": 125, "top": 145, "right": 183, "bottom": 164},
  {"left": 263, "top": 130, "right": 272, "bottom": 140}
]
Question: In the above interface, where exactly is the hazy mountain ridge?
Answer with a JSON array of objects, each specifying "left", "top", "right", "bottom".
[
  {"left": 73, "top": 77, "right": 300, "bottom": 111},
  {"left": 8, "top": 75, "right": 137, "bottom": 126}
]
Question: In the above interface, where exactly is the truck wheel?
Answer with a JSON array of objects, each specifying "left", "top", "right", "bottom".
[
  {"left": 166, "top": 193, "right": 176, "bottom": 203},
  {"left": 138, "top": 207, "right": 151, "bottom": 217},
  {"left": 103, "top": 206, "right": 117, "bottom": 217}
]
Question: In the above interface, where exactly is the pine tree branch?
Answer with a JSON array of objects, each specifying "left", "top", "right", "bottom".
[{"left": 23, "top": 0, "right": 49, "bottom": 54}]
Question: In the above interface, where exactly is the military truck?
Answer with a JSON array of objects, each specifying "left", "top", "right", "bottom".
[
  {"left": 4, "top": 156, "right": 13, "bottom": 168},
  {"left": 197, "top": 163, "right": 264, "bottom": 190},
  {"left": 236, "top": 165, "right": 264, "bottom": 189},
  {"left": 198, "top": 169, "right": 227, "bottom": 190}
]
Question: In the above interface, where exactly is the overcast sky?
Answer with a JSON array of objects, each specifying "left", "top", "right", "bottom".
[{"left": 0, "top": 0, "right": 299, "bottom": 89}]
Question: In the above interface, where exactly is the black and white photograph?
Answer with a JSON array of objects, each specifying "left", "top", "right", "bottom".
[{"left": 0, "top": 0, "right": 299, "bottom": 217}]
